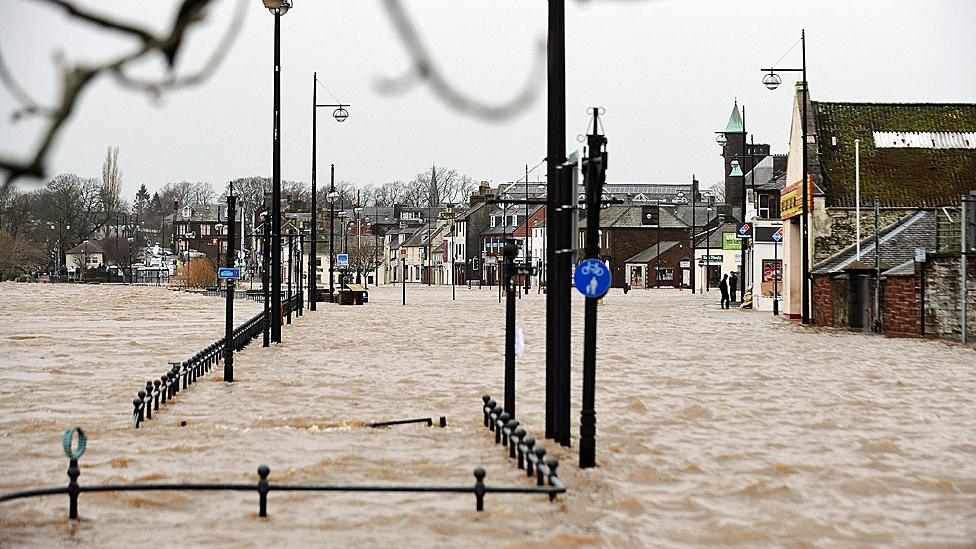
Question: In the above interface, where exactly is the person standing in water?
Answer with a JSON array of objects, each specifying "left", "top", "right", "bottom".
[{"left": 719, "top": 273, "right": 730, "bottom": 309}]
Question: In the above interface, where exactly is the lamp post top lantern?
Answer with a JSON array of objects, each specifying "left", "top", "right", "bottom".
[
  {"left": 262, "top": 0, "right": 290, "bottom": 15},
  {"left": 762, "top": 71, "right": 783, "bottom": 90}
]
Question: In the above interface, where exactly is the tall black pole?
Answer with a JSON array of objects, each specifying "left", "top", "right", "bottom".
[
  {"left": 502, "top": 240, "right": 518, "bottom": 416},
  {"left": 656, "top": 199, "right": 661, "bottom": 287},
  {"left": 557, "top": 161, "right": 573, "bottom": 447},
  {"left": 740, "top": 107, "right": 748, "bottom": 303},
  {"left": 262, "top": 218, "right": 270, "bottom": 347},
  {"left": 800, "top": 29, "right": 810, "bottom": 325},
  {"left": 706, "top": 210, "right": 711, "bottom": 291},
  {"left": 271, "top": 8, "right": 283, "bottom": 343},
  {"left": 580, "top": 109, "right": 607, "bottom": 468},
  {"left": 329, "top": 164, "right": 335, "bottom": 302},
  {"left": 223, "top": 195, "right": 237, "bottom": 382},
  {"left": 873, "top": 196, "right": 881, "bottom": 333},
  {"left": 287, "top": 229, "right": 294, "bottom": 325},
  {"left": 310, "top": 72, "right": 318, "bottom": 311},
  {"left": 773, "top": 230, "right": 780, "bottom": 315},
  {"left": 691, "top": 175, "right": 697, "bottom": 294},
  {"left": 297, "top": 232, "right": 303, "bottom": 316},
  {"left": 402, "top": 256, "right": 406, "bottom": 305},
  {"left": 545, "top": 0, "right": 566, "bottom": 442}
]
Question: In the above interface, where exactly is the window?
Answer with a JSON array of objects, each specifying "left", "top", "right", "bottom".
[
  {"left": 758, "top": 194, "right": 771, "bottom": 219},
  {"left": 490, "top": 216, "right": 497, "bottom": 227},
  {"left": 200, "top": 224, "right": 211, "bottom": 236},
  {"left": 656, "top": 268, "right": 674, "bottom": 281}
]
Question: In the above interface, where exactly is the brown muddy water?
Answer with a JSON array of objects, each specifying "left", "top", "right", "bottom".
[{"left": 0, "top": 283, "right": 974, "bottom": 547}]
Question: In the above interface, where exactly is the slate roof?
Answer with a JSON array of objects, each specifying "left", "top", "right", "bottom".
[
  {"left": 693, "top": 223, "right": 738, "bottom": 249},
  {"left": 812, "top": 102, "right": 976, "bottom": 207},
  {"left": 745, "top": 154, "right": 788, "bottom": 191},
  {"left": 811, "top": 210, "right": 937, "bottom": 274},
  {"left": 578, "top": 205, "right": 688, "bottom": 229},
  {"left": 624, "top": 241, "right": 681, "bottom": 264},
  {"left": 66, "top": 241, "right": 105, "bottom": 254}
]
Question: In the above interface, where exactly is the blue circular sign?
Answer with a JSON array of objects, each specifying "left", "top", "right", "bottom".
[{"left": 574, "top": 258, "right": 611, "bottom": 298}]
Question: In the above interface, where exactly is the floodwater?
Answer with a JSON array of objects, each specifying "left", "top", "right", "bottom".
[{"left": 0, "top": 282, "right": 974, "bottom": 547}]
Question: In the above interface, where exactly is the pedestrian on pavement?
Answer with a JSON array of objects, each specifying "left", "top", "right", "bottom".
[
  {"left": 719, "top": 274, "right": 730, "bottom": 309},
  {"left": 729, "top": 272, "right": 738, "bottom": 303}
]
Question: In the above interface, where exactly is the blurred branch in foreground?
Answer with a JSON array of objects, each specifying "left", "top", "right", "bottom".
[{"left": 0, "top": 0, "right": 247, "bottom": 190}]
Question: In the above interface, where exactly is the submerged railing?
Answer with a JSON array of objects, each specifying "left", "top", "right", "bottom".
[
  {"left": 481, "top": 395, "right": 565, "bottom": 493},
  {"left": 130, "top": 294, "right": 300, "bottom": 428},
  {"left": 0, "top": 427, "right": 567, "bottom": 517}
]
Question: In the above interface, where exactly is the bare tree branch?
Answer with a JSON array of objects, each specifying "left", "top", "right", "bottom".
[
  {"left": 0, "top": 0, "right": 243, "bottom": 190},
  {"left": 34, "top": 0, "right": 156, "bottom": 44},
  {"left": 378, "top": 0, "right": 546, "bottom": 121}
]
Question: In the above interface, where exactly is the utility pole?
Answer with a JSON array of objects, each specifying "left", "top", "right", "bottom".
[
  {"left": 310, "top": 72, "right": 318, "bottom": 311},
  {"left": 691, "top": 176, "right": 697, "bottom": 294},
  {"left": 545, "top": 0, "right": 567, "bottom": 443},
  {"left": 874, "top": 196, "right": 882, "bottom": 333},
  {"left": 223, "top": 194, "right": 237, "bottom": 382}
]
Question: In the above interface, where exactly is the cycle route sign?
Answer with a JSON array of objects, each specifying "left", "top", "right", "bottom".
[{"left": 574, "top": 258, "right": 611, "bottom": 299}]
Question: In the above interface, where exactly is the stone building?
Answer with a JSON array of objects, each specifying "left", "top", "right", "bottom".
[{"left": 779, "top": 87, "right": 976, "bottom": 320}]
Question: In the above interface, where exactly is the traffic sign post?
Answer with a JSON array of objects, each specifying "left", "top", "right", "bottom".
[
  {"left": 579, "top": 108, "right": 608, "bottom": 469},
  {"left": 337, "top": 253, "right": 349, "bottom": 267},
  {"left": 773, "top": 227, "right": 782, "bottom": 316},
  {"left": 218, "top": 267, "right": 241, "bottom": 280},
  {"left": 573, "top": 259, "right": 611, "bottom": 299}
]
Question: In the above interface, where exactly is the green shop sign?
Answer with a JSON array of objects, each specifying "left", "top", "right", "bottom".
[{"left": 722, "top": 232, "right": 742, "bottom": 251}]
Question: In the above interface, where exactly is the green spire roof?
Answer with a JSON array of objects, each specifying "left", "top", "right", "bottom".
[{"left": 724, "top": 101, "right": 744, "bottom": 133}]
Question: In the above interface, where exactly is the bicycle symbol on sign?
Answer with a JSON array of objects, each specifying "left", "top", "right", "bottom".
[{"left": 578, "top": 262, "right": 605, "bottom": 277}]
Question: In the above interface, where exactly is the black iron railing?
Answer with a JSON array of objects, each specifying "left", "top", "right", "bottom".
[
  {"left": 481, "top": 395, "right": 565, "bottom": 493},
  {"left": 0, "top": 427, "right": 566, "bottom": 517},
  {"left": 130, "top": 294, "right": 300, "bottom": 428}
]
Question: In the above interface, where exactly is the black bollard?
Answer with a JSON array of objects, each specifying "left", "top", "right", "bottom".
[
  {"left": 144, "top": 382, "right": 153, "bottom": 420},
  {"left": 546, "top": 458, "right": 559, "bottom": 501},
  {"left": 524, "top": 437, "right": 536, "bottom": 476},
  {"left": 482, "top": 395, "right": 491, "bottom": 427},
  {"left": 514, "top": 428, "right": 526, "bottom": 467},
  {"left": 257, "top": 465, "right": 270, "bottom": 517},
  {"left": 473, "top": 468, "right": 486, "bottom": 512},
  {"left": 504, "top": 419, "right": 518, "bottom": 449},
  {"left": 496, "top": 412, "right": 510, "bottom": 444},
  {"left": 132, "top": 398, "right": 142, "bottom": 428},
  {"left": 534, "top": 447, "right": 546, "bottom": 486},
  {"left": 153, "top": 380, "right": 161, "bottom": 410},
  {"left": 67, "top": 458, "right": 80, "bottom": 519},
  {"left": 160, "top": 375, "right": 168, "bottom": 404}
]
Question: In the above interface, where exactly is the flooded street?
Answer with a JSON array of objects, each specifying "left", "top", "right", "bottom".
[{"left": 1, "top": 283, "right": 974, "bottom": 547}]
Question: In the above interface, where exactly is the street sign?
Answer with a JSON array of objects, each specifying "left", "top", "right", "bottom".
[
  {"left": 772, "top": 227, "right": 784, "bottom": 242},
  {"left": 217, "top": 267, "right": 240, "bottom": 280},
  {"left": 699, "top": 255, "right": 723, "bottom": 264},
  {"left": 573, "top": 258, "right": 611, "bottom": 299},
  {"left": 736, "top": 223, "right": 752, "bottom": 239},
  {"left": 337, "top": 253, "right": 349, "bottom": 267}
]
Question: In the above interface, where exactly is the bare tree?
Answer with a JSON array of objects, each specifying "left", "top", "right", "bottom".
[
  {"left": 407, "top": 165, "right": 475, "bottom": 207},
  {"left": 0, "top": 229, "right": 45, "bottom": 278},
  {"left": 33, "top": 173, "right": 103, "bottom": 250},
  {"left": 100, "top": 146, "right": 123, "bottom": 228}
]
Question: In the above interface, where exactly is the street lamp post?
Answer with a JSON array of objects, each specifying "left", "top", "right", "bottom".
[
  {"left": 327, "top": 166, "right": 337, "bottom": 303},
  {"left": 761, "top": 29, "right": 810, "bottom": 324},
  {"left": 127, "top": 237, "right": 135, "bottom": 284},
  {"left": 262, "top": 0, "right": 291, "bottom": 343},
  {"left": 705, "top": 206, "right": 712, "bottom": 291},
  {"left": 311, "top": 71, "right": 350, "bottom": 311}
]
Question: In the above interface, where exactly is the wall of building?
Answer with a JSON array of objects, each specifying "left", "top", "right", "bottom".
[
  {"left": 882, "top": 274, "right": 920, "bottom": 336},
  {"left": 923, "top": 255, "right": 976, "bottom": 341},
  {"left": 608, "top": 227, "right": 690, "bottom": 288}
]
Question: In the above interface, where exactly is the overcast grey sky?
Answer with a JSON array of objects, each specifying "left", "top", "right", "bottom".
[{"left": 1, "top": 0, "right": 974, "bottom": 200}]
